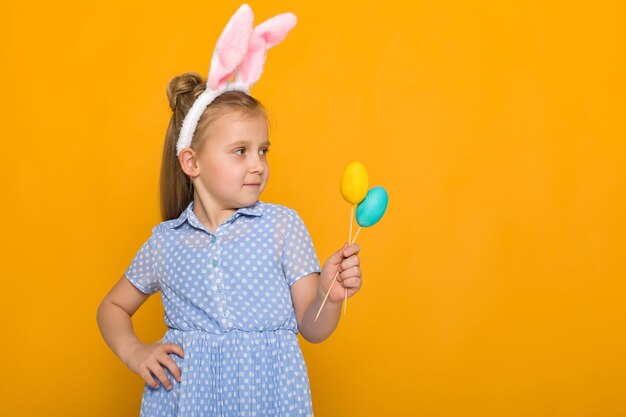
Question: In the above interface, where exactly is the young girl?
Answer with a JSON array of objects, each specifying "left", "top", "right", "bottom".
[{"left": 96, "top": 5, "right": 362, "bottom": 416}]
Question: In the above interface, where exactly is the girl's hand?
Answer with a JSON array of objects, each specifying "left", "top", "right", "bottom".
[
  {"left": 123, "top": 341, "right": 184, "bottom": 390},
  {"left": 319, "top": 243, "right": 362, "bottom": 303}
]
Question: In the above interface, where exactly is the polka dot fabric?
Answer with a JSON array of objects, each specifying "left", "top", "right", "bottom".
[{"left": 124, "top": 200, "right": 321, "bottom": 416}]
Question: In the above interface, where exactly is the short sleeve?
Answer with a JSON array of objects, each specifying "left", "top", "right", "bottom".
[
  {"left": 124, "top": 230, "right": 160, "bottom": 295},
  {"left": 281, "top": 209, "right": 321, "bottom": 288}
]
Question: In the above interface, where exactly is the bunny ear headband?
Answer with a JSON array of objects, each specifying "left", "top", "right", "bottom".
[{"left": 176, "top": 3, "right": 297, "bottom": 156}]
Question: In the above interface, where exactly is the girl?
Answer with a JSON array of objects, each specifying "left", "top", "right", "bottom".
[{"left": 96, "top": 5, "right": 362, "bottom": 416}]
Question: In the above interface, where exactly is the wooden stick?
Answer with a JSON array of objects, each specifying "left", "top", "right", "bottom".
[
  {"left": 315, "top": 269, "right": 340, "bottom": 322},
  {"left": 349, "top": 205, "right": 354, "bottom": 243},
  {"left": 315, "top": 226, "right": 362, "bottom": 322},
  {"left": 345, "top": 205, "right": 355, "bottom": 314}
]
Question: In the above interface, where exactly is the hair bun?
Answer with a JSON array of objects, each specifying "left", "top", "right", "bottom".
[{"left": 167, "top": 72, "right": 206, "bottom": 112}]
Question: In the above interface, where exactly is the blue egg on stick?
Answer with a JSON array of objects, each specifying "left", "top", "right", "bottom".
[{"left": 356, "top": 186, "right": 388, "bottom": 227}]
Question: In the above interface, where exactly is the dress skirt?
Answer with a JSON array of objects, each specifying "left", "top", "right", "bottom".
[{"left": 138, "top": 328, "right": 314, "bottom": 417}]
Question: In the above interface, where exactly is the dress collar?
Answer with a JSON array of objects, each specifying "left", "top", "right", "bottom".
[{"left": 167, "top": 200, "right": 264, "bottom": 230}]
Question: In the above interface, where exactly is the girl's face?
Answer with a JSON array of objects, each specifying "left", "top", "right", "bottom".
[{"left": 193, "top": 110, "right": 270, "bottom": 210}]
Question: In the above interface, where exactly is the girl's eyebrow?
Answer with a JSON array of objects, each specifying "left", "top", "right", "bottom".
[{"left": 228, "top": 140, "right": 271, "bottom": 147}]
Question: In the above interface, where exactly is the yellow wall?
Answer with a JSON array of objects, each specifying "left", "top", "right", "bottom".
[{"left": 1, "top": 0, "right": 625, "bottom": 415}]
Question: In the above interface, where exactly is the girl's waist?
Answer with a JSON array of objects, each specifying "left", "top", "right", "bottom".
[{"left": 164, "top": 327, "right": 297, "bottom": 341}]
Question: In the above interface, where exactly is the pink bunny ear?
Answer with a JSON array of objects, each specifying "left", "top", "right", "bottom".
[
  {"left": 207, "top": 4, "right": 255, "bottom": 91},
  {"left": 235, "top": 12, "right": 297, "bottom": 87}
]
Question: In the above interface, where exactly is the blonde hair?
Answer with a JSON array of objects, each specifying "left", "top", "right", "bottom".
[{"left": 160, "top": 72, "right": 269, "bottom": 221}]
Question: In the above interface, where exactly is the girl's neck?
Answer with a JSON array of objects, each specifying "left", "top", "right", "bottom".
[{"left": 192, "top": 196, "right": 237, "bottom": 234}]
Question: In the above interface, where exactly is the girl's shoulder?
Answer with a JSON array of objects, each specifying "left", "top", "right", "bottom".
[
  {"left": 256, "top": 200, "right": 302, "bottom": 221},
  {"left": 257, "top": 200, "right": 292, "bottom": 213}
]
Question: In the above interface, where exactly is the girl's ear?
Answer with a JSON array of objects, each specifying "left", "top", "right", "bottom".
[
  {"left": 178, "top": 147, "right": 200, "bottom": 178},
  {"left": 234, "top": 12, "right": 297, "bottom": 87},
  {"left": 207, "top": 4, "right": 255, "bottom": 91}
]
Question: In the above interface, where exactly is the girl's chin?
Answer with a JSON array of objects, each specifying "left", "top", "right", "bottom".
[{"left": 241, "top": 195, "right": 261, "bottom": 206}]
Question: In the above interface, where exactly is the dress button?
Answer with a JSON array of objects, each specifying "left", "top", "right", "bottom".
[
  {"left": 212, "top": 259, "right": 219, "bottom": 267},
  {"left": 210, "top": 235, "right": 217, "bottom": 243},
  {"left": 216, "top": 287, "right": 223, "bottom": 294},
  {"left": 222, "top": 311, "right": 229, "bottom": 318}
]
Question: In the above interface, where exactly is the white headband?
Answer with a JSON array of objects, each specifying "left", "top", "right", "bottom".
[{"left": 176, "top": 3, "right": 297, "bottom": 156}]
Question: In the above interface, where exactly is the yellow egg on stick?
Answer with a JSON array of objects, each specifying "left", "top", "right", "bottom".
[
  {"left": 340, "top": 162, "right": 368, "bottom": 314},
  {"left": 340, "top": 161, "right": 369, "bottom": 205}
]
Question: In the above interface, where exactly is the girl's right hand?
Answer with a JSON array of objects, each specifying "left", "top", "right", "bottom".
[{"left": 123, "top": 341, "right": 184, "bottom": 390}]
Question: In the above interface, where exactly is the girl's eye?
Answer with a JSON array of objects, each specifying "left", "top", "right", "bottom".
[{"left": 233, "top": 147, "right": 269, "bottom": 156}]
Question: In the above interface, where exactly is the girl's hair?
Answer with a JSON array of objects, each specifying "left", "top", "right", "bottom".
[{"left": 160, "top": 72, "right": 269, "bottom": 221}]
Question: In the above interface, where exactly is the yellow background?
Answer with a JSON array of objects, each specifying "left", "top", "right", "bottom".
[{"left": 1, "top": 0, "right": 625, "bottom": 415}]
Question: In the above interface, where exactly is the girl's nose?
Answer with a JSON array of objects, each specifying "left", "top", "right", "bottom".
[{"left": 248, "top": 153, "right": 264, "bottom": 173}]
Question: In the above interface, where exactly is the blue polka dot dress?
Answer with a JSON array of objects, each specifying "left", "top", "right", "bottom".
[{"left": 124, "top": 200, "right": 321, "bottom": 417}]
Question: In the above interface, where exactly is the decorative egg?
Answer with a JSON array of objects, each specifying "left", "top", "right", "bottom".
[
  {"left": 340, "top": 161, "right": 369, "bottom": 205},
  {"left": 356, "top": 186, "right": 388, "bottom": 227}
]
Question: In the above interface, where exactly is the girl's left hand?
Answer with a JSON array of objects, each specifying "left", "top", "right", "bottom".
[{"left": 319, "top": 243, "right": 362, "bottom": 303}]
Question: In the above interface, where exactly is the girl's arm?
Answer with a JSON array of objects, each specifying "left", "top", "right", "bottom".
[
  {"left": 96, "top": 276, "right": 151, "bottom": 364},
  {"left": 97, "top": 276, "right": 184, "bottom": 390},
  {"left": 291, "top": 243, "right": 362, "bottom": 343}
]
